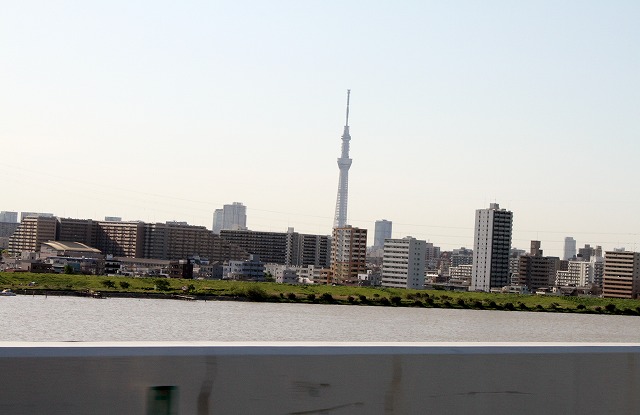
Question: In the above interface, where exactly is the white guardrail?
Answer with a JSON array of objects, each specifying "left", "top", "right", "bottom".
[{"left": 1, "top": 342, "right": 639, "bottom": 414}]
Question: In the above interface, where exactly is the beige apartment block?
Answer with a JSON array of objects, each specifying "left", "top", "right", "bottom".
[
  {"left": 143, "top": 222, "right": 215, "bottom": 260},
  {"left": 7, "top": 216, "right": 57, "bottom": 255},
  {"left": 220, "top": 229, "right": 330, "bottom": 267},
  {"left": 95, "top": 221, "right": 145, "bottom": 258},
  {"left": 331, "top": 225, "right": 367, "bottom": 285},
  {"left": 57, "top": 217, "right": 97, "bottom": 245},
  {"left": 603, "top": 251, "right": 640, "bottom": 299}
]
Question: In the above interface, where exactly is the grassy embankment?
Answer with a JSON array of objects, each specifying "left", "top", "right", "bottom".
[{"left": 2, "top": 271, "right": 640, "bottom": 315}]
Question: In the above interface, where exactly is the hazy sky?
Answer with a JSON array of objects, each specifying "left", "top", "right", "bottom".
[{"left": 2, "top": 1, "right": 639, "bottom": 257}]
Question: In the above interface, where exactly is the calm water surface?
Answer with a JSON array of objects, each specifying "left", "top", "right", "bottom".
[{"left": 2, "top": 295, "right": 639, "bottom": 342}]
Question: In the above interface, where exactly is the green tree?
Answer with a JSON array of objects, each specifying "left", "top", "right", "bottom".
[
  {"left": 320, "top": 293, "right": 334, "bottom": 303},
  {"left": 154, "top": 279, "right": 171, "bottom": 291},
  {"left": 101, "top": 279, "right": 116, "bottom": 289},
  {"left": 63, "top": 265, "right": 74, "bottom": 274},
  {"left": 245, "top": 286, "right": 267, "bottom": 301},
  {"left": 119, "top": 281, "right": 130, "bottom": 289}
]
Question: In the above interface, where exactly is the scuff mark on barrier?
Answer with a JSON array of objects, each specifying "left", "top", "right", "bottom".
[
  {"left": 289, "top": 401, "right": 364, "bottom": 414},
  {"left": 197, "top": 357, "right": 217, "bottom": 415},
  {"left": 429, "top": 390, "right": 533, "bottom": 398},
  {"left": 292, "top": 381, "right": 331, "bottom": 397},
  {"left": 384, "top": 356, "right": 403, "bottom": 414}
]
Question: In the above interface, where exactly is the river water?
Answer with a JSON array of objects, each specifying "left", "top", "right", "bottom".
[{"left": 2, "top": 295, "right": 639, "bottom": 343}]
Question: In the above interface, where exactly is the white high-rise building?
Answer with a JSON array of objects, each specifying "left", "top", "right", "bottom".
[
  {"left": 471, "top": 203, "right": 513, "bottom": 292},
  {"left": 381, "top": 236, "right": 426, "bottom": 289},
  {"left": 563, "top": 237, "right": 577, "bottom": 260},
  {"left": 373, "top": 219, "right": 392, "bottom": 248},
  {"left": 556, "top": 261, "right": 592, "bottom": 286},
  {"left": 212, "top": 202, "right": 247, "bottom": 234}
]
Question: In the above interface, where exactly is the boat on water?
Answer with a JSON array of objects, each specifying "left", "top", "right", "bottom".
[{"left": 1, "top": 289, "right": 17, "bottom": 296}]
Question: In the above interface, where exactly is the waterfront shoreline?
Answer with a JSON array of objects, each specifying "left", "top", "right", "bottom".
[{"left": 3, "top": 275, "right": 639, "bottom": 317}]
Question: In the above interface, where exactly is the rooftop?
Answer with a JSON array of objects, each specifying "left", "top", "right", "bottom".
[{"left": 41, "top": 241, "right": 101, "bottom": 254}]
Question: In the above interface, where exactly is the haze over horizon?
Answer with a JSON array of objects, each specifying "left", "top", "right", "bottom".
[{"left": 3, "top": 1, "right": 639, "bottom": 257}]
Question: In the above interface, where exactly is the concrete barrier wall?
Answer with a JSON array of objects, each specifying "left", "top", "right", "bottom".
[{"left": 1, "top": 342, "right": 639, "bottom": 414}]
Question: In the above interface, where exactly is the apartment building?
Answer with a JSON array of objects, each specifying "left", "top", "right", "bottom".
[
  {"left": 471, "top": 203, "right": 513, "bottom": 291},
  {"left": 220, "top": 230, "right": 288, "bottom": 264},
  {"left": 515, "top": 241, "right": 560, "bottom": 291},
  {"left": 94, "top": 221, "right": 145, "bottom": 258},
  {"left": 8, "top": 216, "right": 57, "bottom": 255},
  {"left": 287, "top": 231, "right": 331, "bottom": 268},
  {"left": 449, "top": 264, "right": 473, "bottom": 288},
  {"left": 331, "top": 226, "right": 367, "bottom": 285},
  {"left": 0, "top": 222, "right": 19, "bottom": 238},
  {"left": 556, "top": 260, "right": 592, "bottom": 287},
  {"left": 143, "top": 222, "right": 215, "bottom": 260},
  {"left": 220, "top": 229, "right": 330, "bottom": 267},
  {"left": 56, "top": 217, "right": 97, "bottom": 245},
  {"left": 451, "top": 247, "right": 474, "bottom": 267},
  {"left": 381, "top": 236, "right": 426, "bottom": 289},
  {"left": 602, "top": 251, "right": 640, "bottom": 298}
]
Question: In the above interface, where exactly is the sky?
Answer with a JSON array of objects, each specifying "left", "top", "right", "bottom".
[{"left": 2, "top": 1, "right": 639, "bottom": 257}]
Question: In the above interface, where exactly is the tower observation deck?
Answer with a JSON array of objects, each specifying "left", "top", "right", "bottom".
[{"left": 333, "top": 90, "right": 352, "bottom": 228}]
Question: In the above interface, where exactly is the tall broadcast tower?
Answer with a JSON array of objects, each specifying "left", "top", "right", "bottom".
[{"left": 333, "top": 90, "right": 352, "bottom": 228}]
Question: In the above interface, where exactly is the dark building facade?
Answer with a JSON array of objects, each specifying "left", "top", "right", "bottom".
[
  {"left": 220, "top": 229, "right": 330, "bottom": 267},
  {"left": 515, "top": 241, "right": 560, "bottom": 291}
]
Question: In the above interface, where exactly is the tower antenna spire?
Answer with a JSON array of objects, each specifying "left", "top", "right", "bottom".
[
  {"left": 333, "top": 89, "right": 353, "bottom": 228},
  {"left": 345, "top": 89, "right": 351, "bottom": 127}
]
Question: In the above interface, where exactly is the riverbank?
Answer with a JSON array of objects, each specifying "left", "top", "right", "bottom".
[{"left": 2, "top": 271, "right": 639, "bottom": 315}]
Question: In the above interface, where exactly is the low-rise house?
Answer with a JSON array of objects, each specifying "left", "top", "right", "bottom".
[{"left": 224, "top": 255, "right": 265, "bottom": 281}]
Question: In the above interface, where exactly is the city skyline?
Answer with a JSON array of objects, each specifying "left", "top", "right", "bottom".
[{"left": 3, "top": 1, "right": 639, "bottom": 257}]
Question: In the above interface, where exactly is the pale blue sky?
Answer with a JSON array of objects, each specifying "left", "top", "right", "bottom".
[{"left": 2, "top": 1, "right": 639, "bottom": 256}]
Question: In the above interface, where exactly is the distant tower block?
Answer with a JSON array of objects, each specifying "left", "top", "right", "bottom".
[
  {"left": 564, "top": 237, "right": 577, "bottom": 261},
  {"left": 374, "top": 220, "right": 392, "bottom": 248},
  {"left": 333, "top": 90, "right": 352, "bottom": 228}
]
